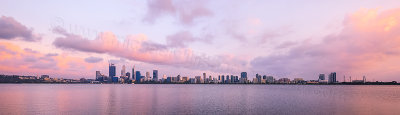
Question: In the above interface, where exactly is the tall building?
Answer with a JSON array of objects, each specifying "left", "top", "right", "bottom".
[
  {"left": 132, "top": 65, "right": 135, "bottom": 80},
  {"left": 153, "top": 70, "right": 158, "bottom": 82},
  {"left": 203, "top": 73, "right": 206, "bottom": 83},
  {"left": 121, "top": 65, "right": 126, "bottom": 76},
  {"left": 177, "top": 75, "right": 181, "bottom": 82},
  {"left": 319, "top": 74, "right": 325, "bottom": 81},
  {"left": 96, "top": 71, "right": 102, "bottom": 81},
  {"left": 135, "top": 71, "right": 141, "bottom": 83},
  {"left": 109, "top": 63, "right": 116, "bottom": 78},
  {"left": 195, "top": 76, "right": 202, "bottom": 83},
  {"left": 146, "top": 72, "right": 150, "bottom": 81},
  {"left": 255, "top": 73, "right": 262, "bottom": 84},
  {"left": 266, "top": 76, "right": 274, "bottom": 83},
  {"left": 328, "top": 72, "right": 337, "bottom": 83},
  {"left": 241, "top": 72, "right": 247, "bottom": 79},
  {"left": 221, "top": 75, "right": 225, "bottom": 83}
]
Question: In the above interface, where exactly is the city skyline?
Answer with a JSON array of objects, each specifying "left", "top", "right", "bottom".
[{"left": 1, "top": 0, "right": 400, "bottom": 81}]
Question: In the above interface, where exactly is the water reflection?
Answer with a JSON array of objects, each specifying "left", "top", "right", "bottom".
[{"left": 0, "top": 84, "right": 399, "bottom": 115}]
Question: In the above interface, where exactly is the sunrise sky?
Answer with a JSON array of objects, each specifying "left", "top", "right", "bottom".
[{"left": 1, "top": 0, "right": 400, "bottom": 81}]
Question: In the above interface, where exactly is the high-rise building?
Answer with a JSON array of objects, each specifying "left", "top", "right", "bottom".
[
  {"left": 266, "top": 76, "right": 274, "bottom": 83},
  {"left": 195, "top": 76, "right": 202, "bottom": 83},
  {"left": 226, "top": 75, "right": 230, "bottom": 83},
  {"left": 319, "top": 74, "right": 325, "bottom": 81},
  {"left": 96, "top": 71, "right": 102, "bottom": 81},
  {"left": 221, "top": 75, "right": 225, "bottom": 83},
  {"left": 241, "top": 72, "right": 247, "bottom": 79},
  {"left": 109, "top": 63, "right": 116, "bottom": 78},
  {"left": 328, "top": 72, "right": 337, "bottom": 83},
  {"left": 146, "top": 72, "right": 150, "bottom": 81},
  {"left": 255, "top": 73, "right": 262, "bottom": 84},
  {"left": 132, "top": 65, "right": 135, "bottom": 80},
  {"left": 121, "top": 65, "right": 126, "bottom": 76},
  {"left": 203, "top": 73, "right": 206, "bottom": 83},
  {"left": 135, "top": 71, "right": 141, "bottom": 83},
  {"left": 153, "top": 70, "right": 158, "bottom": 82},
  {"left": 177, "top": 75, "right": 181, "bottom": 82}
]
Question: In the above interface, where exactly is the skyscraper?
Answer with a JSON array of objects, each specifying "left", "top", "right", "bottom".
[
  {"left": 135, "top": 71, "right": 141, "bottom": 83},
  {"left": 146, "top": 72, "right": 150, "bottom": 81},
  {"left": 255, "top": 73, "right": 261, "bottom": 83},
  {"left": 203, "top": 73, "right": 206, "bottom": 83},
  {"left": 121, "top": 65, "right": 126, "bottom": 76},
  {"left": 132, "top": 65, "right": 135, "bottom": 80},
  {"left": 319, "top": 74, "right": 325, "bottom": 81},
  {"left": 328, "top": 72, "right": 337, "bottom": 83},
  {"left": 96, "top": 71, "right": 102, "bottom": 81},
  {"left": 241, "top": 72, "right": 247, "bottom": 79},
  {"left": 153, "top": 70, "right": 158, "bottom": 82},
  {"left": 109, "top": 63, "right": 116, "bottom": 78},
  {"left": 221, "top": 75, "right": 225, "bottom": 83}
]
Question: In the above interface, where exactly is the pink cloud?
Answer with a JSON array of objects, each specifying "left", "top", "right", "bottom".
[
  {"left": 143, "top": 0, "right": 213, "bottom": 25},
  {"left": 250, "top": 8, "right": 400, "bottom": 81},
  {"left": 0, "top": 41, "right": 100, "bottom": 78},
  {"left": 52, "top": 27, "right": 245, "bottom": 73}
]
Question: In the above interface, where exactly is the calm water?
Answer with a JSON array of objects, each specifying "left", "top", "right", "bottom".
[{"left": 0, "top": 84, "right": 399, "bottom": 115}]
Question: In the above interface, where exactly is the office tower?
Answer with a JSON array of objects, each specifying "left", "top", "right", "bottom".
[
  {"left": 241, "top": 72, "right": 247, "bottom": 79},
  {"left": 96, "top": 71, "right": 101, "bottom": 81},
  {"left": 132, "top": 65, "right": 135, "bottom": 80},
  {"left": 328, "top": 72, "right": 337, "bottom": 83},
  {"left": 226, "top": 75, "right": 230, "bottom": 83},
  {"left": 278, "top": 78, "right": 290, "bottom": 84},
  {"left": 121, "top": 65, "right": 126, "bottom": 76},
  {"left": 177, "top": 75, "right": 181, "bottom": 82},
  {"left": 146, "top": 72, "right": 150, "bottom": 81},
  {"left": 230, "top": 75, "right": 234, "bottom": 83},
  {"left": 153, "top": 70, "right": 158, "bottom": 82},
  {"left": 319, "top": 74, "right": 325, "bottom": 81},
  {"left": 256, "top": 73, "right": 261, "bottom": 83},
  {"left": 109, "top": 63, "right": 116, "bottom": 78},
  {"left": 195, "top": 76, "right": 201, "bottom": 83},
  {"left": 209, "top": 75, "right": 212, "bottom": 82},
  {"left": 266, "top": 76, "right": 274, "bottom": 83},
  {"left": 136, "top": 71, "right": 141, "bottom": 83},
  {"left": 221, "top": 75, "right": 225, "bottom": 83},
  {"left": 203, "top": 73, "right": 206, "bottom": 83}
]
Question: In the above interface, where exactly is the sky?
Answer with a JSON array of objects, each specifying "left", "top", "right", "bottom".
[{"left": 1, "top": 0, "right": 400, "bottom": 81}]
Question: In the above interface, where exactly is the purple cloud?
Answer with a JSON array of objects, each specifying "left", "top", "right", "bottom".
[
  {"left": 143, "top": 0, "right": 212, "bottom": 25},
  {"left": 250, "top": 8, "right": 400, "bottom": 81},
  {"left": 84, "top": 56, "right": 103, "bottom": 63},
  {"left": 0, "top": 16, "right": 40, "bottom": 41},
  {"left": 166, "top": 31, "right": 212, "bottom": 48}
]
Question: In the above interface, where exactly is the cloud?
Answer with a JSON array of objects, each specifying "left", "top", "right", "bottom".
[
  {"left": 166, "top": 31, "right": 212, "bottom": 48},
  {"left": 52, "top": 27, "right": 243, "bottom": 73},
  {"left": 250, "top": 8, "right": 400, "bottom": 81},
  {"left": 0, "top": 16, "right": 40, "bottom": 41},
  {"left": 84, "top": 56, "right": 103, "bottom": 63},
  {"left": 143, "top": 0, "right": 213, "bottom": 25},
  {"left": 0, "top": 41, "right": 102, "bottom": 78}
]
